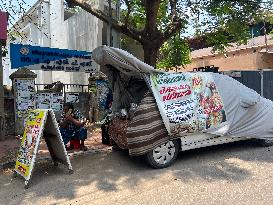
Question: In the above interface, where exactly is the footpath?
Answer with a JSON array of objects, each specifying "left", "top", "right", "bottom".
[{"left": 0, "top": 127, "right": 111, "bottom": 170}]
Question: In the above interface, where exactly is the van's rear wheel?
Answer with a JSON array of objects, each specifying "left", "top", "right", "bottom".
[{"left": 145, "top": 140, "right": 179, "bottom": 169}]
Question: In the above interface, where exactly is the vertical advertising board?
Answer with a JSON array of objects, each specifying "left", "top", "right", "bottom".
[
  {"left": 14, "top": 109, "right": 73, "bottom": 188},
  {"left": 15, "top": 110, "right": 46, "bottom": 179}
]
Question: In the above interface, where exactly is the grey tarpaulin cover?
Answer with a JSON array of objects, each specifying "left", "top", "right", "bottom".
[
  {"left": 210, "top": 73, "right": 273, "bottom": 139},
  {"left": 92, "top": 46, "right": 273, "bottom": 140}
]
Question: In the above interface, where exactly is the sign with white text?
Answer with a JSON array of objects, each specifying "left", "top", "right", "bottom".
[
  {"left": 150, "top": 73, "right": 226, "bottom": 136},
  {"left": 10, "top": 44, "right": 97, "bottom": 73}
]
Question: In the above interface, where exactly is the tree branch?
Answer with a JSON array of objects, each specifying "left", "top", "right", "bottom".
[
  {"left": 124, "top": 0, "right": 132, "bottom": 26},
  {"left": 143, "top": 0, "right": 160, "bottom": 34},
  {"left": 65, "top": 0, "right": 143, "bottom": 43},
  {"left": 162, "top": 18, "right": 185, "bottom": 41},
  {"left": 169, "top": 0, "right": 178, "bottom": 20}
]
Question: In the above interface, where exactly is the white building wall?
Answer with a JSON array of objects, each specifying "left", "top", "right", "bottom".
[
  {"left": 4, "top": 0, "right": 115, "bottom": 86},
  {"left": 34, "top": 0, "right": 52, "bottom": 84},
  {"left": 48, "top": 0, "right": 103, "bottom": 86}
]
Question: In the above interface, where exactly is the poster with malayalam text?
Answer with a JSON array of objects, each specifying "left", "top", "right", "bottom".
[
  {"left": 36, "top": 93, "right": 64, "bottom": 111},
  {"left": 15, "top": 79, "right": 36, "bottom": 118},
  {"left": 15, "top": 110, "right": 46, "bottom": 179},
  {"left": 36, "top": 93, "right": 51, "bottom": 109},
  {"left": 10, "top": 43, "right": 97, "bottom": 73},
  {"left": 150, "top": 73, "right": 226, "bottom": 136},
  {"left": 51, "top": 93, "right": 63, "bottom": 111},
  {"left": 66, "top": 93, "right": 79, "bottom": 103}
]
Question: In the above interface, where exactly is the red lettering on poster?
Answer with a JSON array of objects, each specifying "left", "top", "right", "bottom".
[
  {"left": 18, "top": 165, "right": 26, "bottom": 174},
  {"left": 192, "top": 78, "right": 201, "bottom": 86},
  {"left": 163, "top": 90, "right": 191, "bottom": 101},
  {"left": 159, "top": 84, "right": 190, "bottom": 95}
]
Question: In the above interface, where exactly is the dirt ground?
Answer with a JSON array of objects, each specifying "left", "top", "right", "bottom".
[{"left": 0, "top": 126, "right": 110, "bottom": 166}]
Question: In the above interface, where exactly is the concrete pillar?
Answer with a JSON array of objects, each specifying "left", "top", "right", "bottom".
[{"left": 10, "top": 68, "right": 37, "bottom": 135}]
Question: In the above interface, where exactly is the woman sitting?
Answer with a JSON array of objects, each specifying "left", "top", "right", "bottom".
[{"left": 59, "top": 103, "right": 87, "bottom": 151}]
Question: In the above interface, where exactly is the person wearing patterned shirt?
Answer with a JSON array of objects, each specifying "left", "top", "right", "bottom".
[{"left": 59, "top": 103, "right": 87, "bottom": 151}]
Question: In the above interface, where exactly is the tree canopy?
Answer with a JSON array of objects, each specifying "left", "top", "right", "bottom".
[
  {"left": 2, "top": 0, "right": 273, "bottom": 66},
  {"left": 59, "top": 1, "right": 273, "bottom": 67}
]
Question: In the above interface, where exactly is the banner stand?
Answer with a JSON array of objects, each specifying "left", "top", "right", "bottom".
[{"left": 13, "top": 109, "right": 73, "bottom": 189}]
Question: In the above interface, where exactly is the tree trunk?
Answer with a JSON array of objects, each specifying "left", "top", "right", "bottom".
[{"left": 143, "top": 44, "right": 160, "bottom": 68}]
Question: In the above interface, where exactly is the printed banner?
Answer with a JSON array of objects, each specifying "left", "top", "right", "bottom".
[
  {"left": 10, "top": 43, "right": 97, "bottom": 73},
  {"left": 36, "top": 93, "right": 51, "bottom": 109},
  {"left": 51, "top": 93, "right": 63, "bottom": 111},
  {"left": 150, "top": 73, "right": 226, "bottom": 136},
  {"left": 36, "top": 93, "right": 64, "bottom": 111},
  {"left": 66, "top": 93, "right": 79, "bottom": 103},
  {"left": 15, "top": 110, "right": 46, "bottom": 179},
  {"left": 15, "top": 79, "right": 36, "bottom": 118}
]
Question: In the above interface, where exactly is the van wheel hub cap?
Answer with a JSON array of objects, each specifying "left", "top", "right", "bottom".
[{"left": 152, "top": 141, "right": 176, "bottom": 165}]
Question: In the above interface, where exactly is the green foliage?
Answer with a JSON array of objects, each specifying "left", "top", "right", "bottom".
[
  {"left": 1, "top": 47, "right": 8, "bottom": 57},
  {"left": 198, "top": 0, "right": 263, "bottom": 52},
  {"left": 157, "top": 35, "right": 191, "bottom": 69},
  {"left": 120, "top": 0, "right": 146, "bottom": 30},
  {"left": 118, "top": 0, "right": 270, "bottom": 66}
]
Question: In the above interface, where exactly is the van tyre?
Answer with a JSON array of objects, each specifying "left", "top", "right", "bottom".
[{"left": 145, "top": 140, "right": 179, "bottom": 169}]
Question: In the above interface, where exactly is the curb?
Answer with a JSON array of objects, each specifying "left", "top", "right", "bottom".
[{"left": 0, "top": 147, "right": 113, "bottom": 171}]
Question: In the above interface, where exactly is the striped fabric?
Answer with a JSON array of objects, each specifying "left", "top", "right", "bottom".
[{"left": 127, "top": 92, "right": 176, "bottom": 156}]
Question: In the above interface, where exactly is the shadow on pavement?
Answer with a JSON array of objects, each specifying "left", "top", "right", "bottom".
[
  {"left": 172, "top": 140, "right": 273, "bottom": 182},
  {"left": 1, "top": 139, "right": 273, "bottom": 204}
]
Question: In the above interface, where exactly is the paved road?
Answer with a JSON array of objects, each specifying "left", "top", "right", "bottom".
[{"left": 1, "top": 140, "right": 273, "bottom": 205}]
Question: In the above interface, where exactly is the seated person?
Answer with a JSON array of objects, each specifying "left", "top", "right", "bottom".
[{"left": 59, "top": 103, "right": 87, "bottom": 151}]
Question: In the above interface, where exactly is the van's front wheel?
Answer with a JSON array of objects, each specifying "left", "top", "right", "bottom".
[{"left": 145, "top": 140, "right": 179, "bottom": 169}]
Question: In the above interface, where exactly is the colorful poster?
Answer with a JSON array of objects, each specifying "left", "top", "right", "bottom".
[
  {"left": 150, "top": 73, "right": 226, "bottom": 136},
  {"left": 15, "top": 110, "right": 46, "bottom": 179}
]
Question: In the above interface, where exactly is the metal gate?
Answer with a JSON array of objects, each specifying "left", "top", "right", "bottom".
[{"left": 226, "top": 70, "right": 273, "bottom": 101}]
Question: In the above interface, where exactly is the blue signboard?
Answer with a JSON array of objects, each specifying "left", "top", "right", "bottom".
[{"left": 10, "top": 43, "right": 97, "bottom": 73}]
